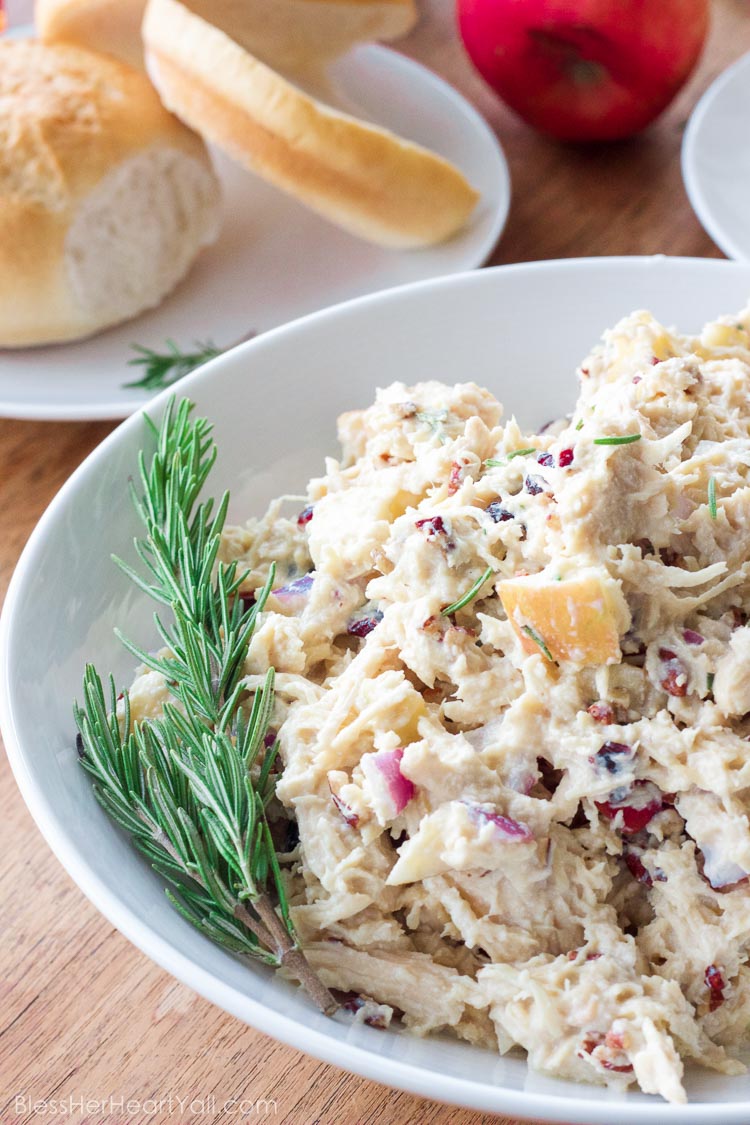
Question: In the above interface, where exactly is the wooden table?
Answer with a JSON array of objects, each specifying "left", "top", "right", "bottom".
[{"left": 3, "top": 2, "right": 750, "bottom": 1122}]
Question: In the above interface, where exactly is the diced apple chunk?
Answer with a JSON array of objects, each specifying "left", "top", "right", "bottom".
[{"left": 498, "top": 565, "right": 630, "bottom": 666}]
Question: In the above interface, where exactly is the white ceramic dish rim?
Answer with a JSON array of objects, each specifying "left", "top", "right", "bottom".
[
  {"left": 5, "top": 256, "right": 750, "bottom": 1123},
  {"left": 681, "top": 49, "right": 750, "bottom": 262}
]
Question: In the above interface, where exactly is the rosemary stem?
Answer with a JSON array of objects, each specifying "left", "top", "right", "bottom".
[
  {"left": 250, "top": 895, "right": 338, "bottom": 1015},
  {"left": 140, "top": 809, "right": 335, "bottom": 1010}
]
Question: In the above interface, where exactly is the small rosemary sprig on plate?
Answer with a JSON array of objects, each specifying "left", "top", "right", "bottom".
[
  {"left": 74, "top": 398, "right": 336, "bottom": 1014},
  {"left": 125, "top": 340, "right": 223, "bottom": 391}
]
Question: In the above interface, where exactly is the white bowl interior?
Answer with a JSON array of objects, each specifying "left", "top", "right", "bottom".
[{"left": 5, "top": 258, "right": 750, "bottom": 1123}]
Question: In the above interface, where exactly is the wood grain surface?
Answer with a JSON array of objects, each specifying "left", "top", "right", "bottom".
[{"left": 3, "top": 2, "right": 750, "bottom": 1122}]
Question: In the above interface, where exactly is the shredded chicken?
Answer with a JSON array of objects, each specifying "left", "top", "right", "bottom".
[{"left": 129, "top": 305, "right": 750, "bottom": 1102}]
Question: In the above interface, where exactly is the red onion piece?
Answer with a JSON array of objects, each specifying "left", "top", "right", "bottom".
[
  {"left": 362, "top": 748, "right": 415, "bottom": 819},
  {"left": 328, "top": 774, "right": 359, "bottom": 828},
  {"left": 463, "top": 801, "right": 533, "bottom": 842},
  {"left": 272, "top": 572, "right": 314, "bottom": 611}
]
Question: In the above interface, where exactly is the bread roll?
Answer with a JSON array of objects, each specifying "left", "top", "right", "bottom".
[
  {"left": 0, "top": 40, "right": 221, "bottom": 347},
  {"left": 143, "top": 0, "right": 479, "bottom": 248},
  {"left": 36, "top": 0, "right": 148, "bottom": 69},
  {"left": 36, "top": 0, "right": 417, "bottom": 71}
]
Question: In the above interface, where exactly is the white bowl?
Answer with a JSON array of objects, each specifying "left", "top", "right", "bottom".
[{"left": 4, "top": 257, "right": 750, "bottom": 1124}]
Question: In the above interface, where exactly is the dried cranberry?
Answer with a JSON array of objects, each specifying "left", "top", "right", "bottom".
[
  {"left": 239, "top": 592, "right": 256, "bottom": 613},
  {"left": 558, "top": 447, "right": 574, "bottom": 467},
  {"left": 525, "top": 474, "right": 546, "bottom": 496},
  {"left": 593, "top": 741, "right": 633, "bottom": 775},
  {"left": 658, "top": 648, "right": 688, "bottom": 697},
  {"left": 486, "top": 500, "right": 513, "bottom": 523},
  {"left": 577, "top": 1033, "right": 633, "bottom": 1073},
  {"left": 448, "top": 462, "right": 464, "bottom": 494},
  {"left": 347, "top": 611, "right": 383, "bottom": 638},
  {"left": 651, "top": 355, "right": 661, "bottom": 365},
  {"left": 731, "top": 607, "right": 747, "bottom": 629},
  {"left": 338, "top": 992, "right": 388, "bottom": 1028},
  {"left": 263, "top": 729, "right": 277, "bottom": 750},
  {"left": 416, "top": 515, "right": 446, "bottom": 537},
  {"left": 537, "top": 451, "right": 555, "bottom": 467},
  {"left": 588, "top": 701, "right": 615, "bottom": 724},
  {"left": 624, "top": 851, "right": 652, "bottom": 886},
  {"left": 683, "top": 629, "right": 704, "bottom": 646},
  {"left": 596, "top": 781, "right": 663, "bottom": 834},
  {"left": 705, "top": 965, "right": 726, "bottom": 1012},
  {"left": 297, "top": 504, "right": 314, "bottom": 527}
]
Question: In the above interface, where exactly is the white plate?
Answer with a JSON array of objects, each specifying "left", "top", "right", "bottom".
[
  {"left": 682, "top": 51, "right": 750, "bottom": 261},
  {"left": 0, "top": 28, "right": 509, "bottom": 421},
  {"left": 4, "top": 257, "right": 750, "bottom": 1124}
]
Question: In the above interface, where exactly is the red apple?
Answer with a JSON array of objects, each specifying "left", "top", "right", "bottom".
[{"left": 457, "top": 0, "right": 709, "bottom": 142}]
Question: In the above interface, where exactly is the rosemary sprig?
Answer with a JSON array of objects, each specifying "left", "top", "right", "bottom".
[
  {"left": 74, "top": 398, "right": 336, "bottom": 1014},
  {"left": 442, "top": 566, "right": 494, "bottom": 616},
  {"left": 593, "top": 434, "right": 641, "bottom": 446},
  {"left": 125, "top": 340, "right": 223, "bottom": 391}
]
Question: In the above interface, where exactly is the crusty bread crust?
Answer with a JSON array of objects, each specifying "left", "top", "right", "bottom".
[
  {"left": 143, "top": 0, "right": 478, "bottom": 248},
  {"left": 36, "top": 0, "right": 417, "bottom": 70},
  {"left": 0, "top": 40, "right": 218, "bottom": 346}
]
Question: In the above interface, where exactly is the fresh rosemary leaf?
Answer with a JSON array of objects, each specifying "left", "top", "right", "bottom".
[
  {"left": 593, "top": 434, "right": 641, "bottom": 446},
  {"left": 442, "top": 566, "right": 494, "bottom": 616},
  {"left": 416, "top": 409, "right": 450, "bottom": 443},
  {"left": 125, "top": 340, "right": 223, "bottom": 391},
  {"left": 74, "top": 397, "right": 337, "bottom": 1014},
  {"left": 708, "top": 476, "right": 718, "bottom": 521},
  {"left": 484, "top": 448, "right": 537, "bottom": 468},
  {"left": 522, "top": 624, "right": 556, "bottom": 663}
]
